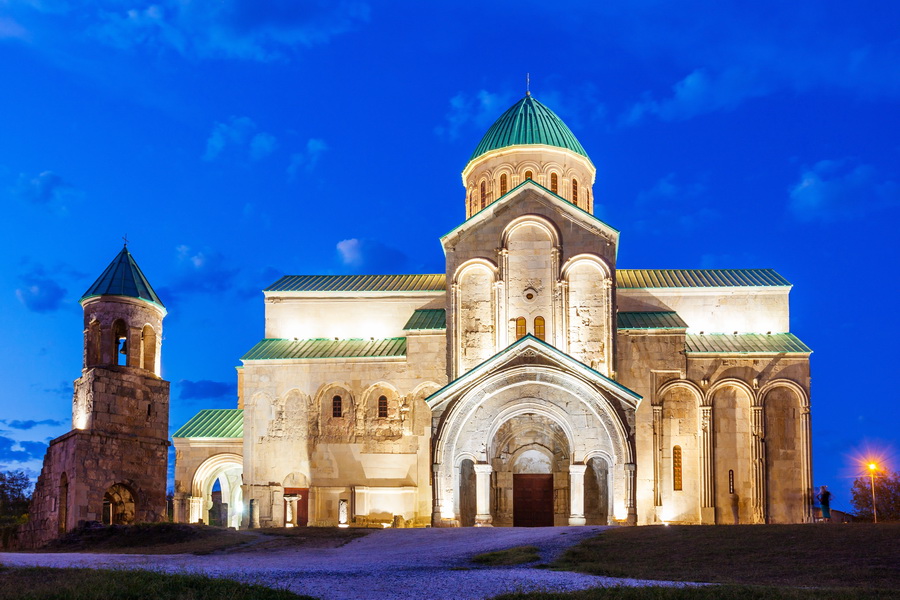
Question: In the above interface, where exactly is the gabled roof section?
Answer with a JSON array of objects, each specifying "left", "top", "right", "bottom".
[
  {"left": 685, "top": 333, "right": 811, "bottom": 354},
  {"left": 173, "top": 409, "right": 243, "bottom": 439},
  {"left": 404, "top": 309, "right": 446, "bottom": 331},
  {"left": 617, "top": 312, "right": 688, "bottom": 330},
  {"left": 441, "top": 179, "right": 618, "bottom": 245},
  {"left": 265, "top": 274, "right": 445, "bottom": 293},
  {"left": 426, "top": 335, "right": 641, "bottom": 407},
  {"left": 81, "top": 246, "right": 164, "bottom": 307},
  {"left": 242, "top": 338, "right": 407, "bottom": 361},
  {"left": 469, "top": 94, "right": 590, "bottom": 163},
  {"left": 617, "top": 269, "right": 790, "bottom": 289}
]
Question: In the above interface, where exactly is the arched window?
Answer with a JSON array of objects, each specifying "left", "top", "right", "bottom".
[
  {"left": 378, "top": 395, "right": 388, "bottom": 418},
  {"left": 500, "top": 174, "right": 508, "bottom": 196},
  {"left": 550, "top": 173, "right": 558, "bottom": 194},
  {"left": 480, "top": 181, "right": 486, "bottom": 209},
  {"left": 140, "top": 325, "right": 156, "bottom": 372},
  {"left": 515, "top": 317, "right": 527, "bottom": 340},
  {"left": 534, "top": 316, "right": 545, "bottom": 341},
  {"left": 111, "top": 319, "right": 128, "bottom": 367},
  {"left": 673, "top": 446, "right": 683, "bottom": 491},
  {"left": 524, "top": 170, "right": 533, "bottom": 181},
  {"left": 332, "top": 395, "right": 343, "bottom": 418},
  {"left": 572, "top": 178, "right": 578, "bottom": 206}
]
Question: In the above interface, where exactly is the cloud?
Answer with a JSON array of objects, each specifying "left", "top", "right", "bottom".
[
  {"left": 156, "top": 245, "right": 240, "bottom": 300},
  {"left": 623, "top": 67, "right": 768, "bottom": 125},
  {"left": 789, "top": 159, "right": 900, "bottom": 222},
  {"left": 0, "top": 419, "right": 65, "bottom": 430},
  {"left": 287, "top": 138, "right": 328, "bottom": 179},
  {"left": 631, "top": 173, "right": 716, "bottom": 234},
  {"left": 15, "top": 264, "right": 67, "bottom": 313},
  {"left": 0, "top": 16, "right": 28, "bottom": 39},
  {"left": 203, "top": 116, "right": 277, "bottom": 162},
  {"left": 179, "top": 379, "right": 236, "bottom": 401},
  {"left": 42, "top": 380, "right": 72, "bottom": 399},
  {"left": 0, "top": 435, "right": 47, "bottom": 463},
  {"left": 87, "top": 0, "right": 370, "bottom": 61},
  {"left": 13, "top": 170, "right": 76, "bottom": 205},
  {"left": 435, "top": 90, "right": 514, "bottom": 140},
  {"left": 336, "top": 238, "right": 408, "bottom": 273}
]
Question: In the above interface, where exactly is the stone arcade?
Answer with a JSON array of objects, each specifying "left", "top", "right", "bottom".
[{"left": 173, "top": 94, "right": 814, "bottom": 528}]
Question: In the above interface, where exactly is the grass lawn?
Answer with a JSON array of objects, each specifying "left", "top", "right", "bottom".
[
  {"left": 552, "top": 523, "right": 900, "bottom": 591},
  {"left": 473, "top": 545, "right": 541, "bottom": 565},
  {"left": 0, "top": 567, "right": 313, "bottom": 600},
  {"left": 491, "top": 586, "right": 899, "bottom": 600},
  {"left": 42, "top": 522, "right": 369, "bottom": 555}
]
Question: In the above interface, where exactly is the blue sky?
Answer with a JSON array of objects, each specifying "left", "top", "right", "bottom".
[{"left": 1, "top": 1, "right": 898, "bottom": 512}]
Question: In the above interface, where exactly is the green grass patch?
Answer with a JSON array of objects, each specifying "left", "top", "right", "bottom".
[
  {"left": 552, "top": 523, "right": 900, "bottom": 590},
  {"left": 0, "top": 567, "right": 313, "bottom": 600},
  {"left": 490, "top": 585, "right": 899, "bottom": 600},
  {"left": 473, "top": 545, "right": 541, "bottom": 566}
]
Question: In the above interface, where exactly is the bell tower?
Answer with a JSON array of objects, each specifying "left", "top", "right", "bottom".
[{"left": 20, "top": 246, "right": 170, "bottom": 548}]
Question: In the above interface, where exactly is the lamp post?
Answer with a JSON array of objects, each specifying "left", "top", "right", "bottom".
[{"left": 868, "top": 463, "right": 878, "bottom": 523}]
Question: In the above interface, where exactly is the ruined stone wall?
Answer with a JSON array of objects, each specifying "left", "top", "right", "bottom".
[{"left": 73, "top": 366, "right": 169, "bottom": 438}]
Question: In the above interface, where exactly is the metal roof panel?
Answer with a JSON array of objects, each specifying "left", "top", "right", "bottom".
[
  {"left": 403, "top": 309, "right": 447, "bottom": 330},
  {"left": 617, "top": 312, "right": 688, "bottom": 329},
  {"left": 172, "top": 409, "right": 243, "bottom": 439},
  {"left": 265, "top": 274, "right": 446, "bottom": 293},
  {"left": 241, "top": 338, "right": 408, "bottom": 360},
  {"left": 685, "top": 333, "right": 811, "bottom": 354},
  {"left": 617, "top": 269, "right": 790, "bottom": 289}
]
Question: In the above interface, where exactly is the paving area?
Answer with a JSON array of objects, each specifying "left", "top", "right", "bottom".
[{"left": 1, "top": 527, "right": 692, "bottom": 599}]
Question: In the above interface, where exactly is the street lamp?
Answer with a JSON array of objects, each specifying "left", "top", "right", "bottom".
[{"left": 868, "top": 463, "right": 878, "bottom": 523}]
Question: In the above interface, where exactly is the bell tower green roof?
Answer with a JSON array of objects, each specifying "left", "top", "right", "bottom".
[
  {"left": 81, "top": 246, "right": 165, "bottom": 307},
  {"left": 468, "top": 94, "right": 590, "bottom": 163}
]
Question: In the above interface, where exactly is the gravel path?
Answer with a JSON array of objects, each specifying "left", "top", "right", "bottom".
[{"left": 1, "top": 527, "right": 694, "bottom": 599}]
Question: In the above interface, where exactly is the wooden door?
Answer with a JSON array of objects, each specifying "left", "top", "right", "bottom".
[
  {"left": 283, "top": 487, "right": 309, "bottom": 527},
  {"left": 513, "top": 474, "right": 554, "bottom": 527}
]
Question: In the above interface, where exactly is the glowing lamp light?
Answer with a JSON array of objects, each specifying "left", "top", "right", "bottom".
[
  {"left": 236, "top": 500, "right": 245, "bottom": 514},
  {"left": 868, "top": 463, "right": 877, "bottom": 471}
]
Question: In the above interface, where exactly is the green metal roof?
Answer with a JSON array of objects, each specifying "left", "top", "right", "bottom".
[
  {"left": 266, "top": 274, "right": 446, "bottom": 293},
  {"left": 404, "top": 309, "right": 447, "bottom": 330},
  {"left": 618, "top": 312, "right": 688, "bottom": 329},
  {"left": 81, "top": 246, "right": 164, "bottom": 307},
  {"left": 617, "top": 269, "right": 790, "bottom": 289},
  {"left": 685, "top": 333, "right": 811, "bottom": 354},
  {"left": 172, "top": 409, "right": 243, "bottom": 439},
  {"left": 242, "top": 338, "right": 407, "bottom": 360},
  {"left": 469, "top": 95, "right": 590, "bottom": 163}
]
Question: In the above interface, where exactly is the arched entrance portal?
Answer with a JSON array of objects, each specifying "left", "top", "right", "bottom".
[
  {"left": 102, "top": 483, "right": 136, "bottom": 525},
  {"left": 190, "top": 454, "right": 243, "bottom": 528}
]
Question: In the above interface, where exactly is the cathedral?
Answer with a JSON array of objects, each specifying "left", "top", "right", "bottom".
[{"left": 22, "top": 93, "right": 814, "bottom": 544}]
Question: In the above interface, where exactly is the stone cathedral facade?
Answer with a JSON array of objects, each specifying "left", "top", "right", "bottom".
[{"left": 173, "top": 94, "right": 813, "bottom": 528}]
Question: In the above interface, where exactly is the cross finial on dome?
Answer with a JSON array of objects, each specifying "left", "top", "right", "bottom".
[
  {"left": 122, "top": 234, "right": 129, "bottom": 247},
  {"left": 526, "top": 73, "right": 531, "bottom": 96}
]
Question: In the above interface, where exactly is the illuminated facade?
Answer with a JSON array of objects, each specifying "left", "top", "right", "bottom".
[{"left": 173, "top": 94, "right": 813, "bottom": 527}]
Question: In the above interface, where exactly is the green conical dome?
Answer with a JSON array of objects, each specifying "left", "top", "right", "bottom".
[
  {"left": 81, "top": 246, "right": 164, "bottom": 307},
  {"left": 469, "top": 94, "right": 590, "bottom": 163}
]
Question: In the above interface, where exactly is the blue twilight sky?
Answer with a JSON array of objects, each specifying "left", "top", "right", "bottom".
[{"left": 1, "top": 1, "right": 898, "bottom": 511}]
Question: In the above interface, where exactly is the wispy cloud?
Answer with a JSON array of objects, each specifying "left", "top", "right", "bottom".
[
  {"left": 85, "top": 0, "right": 370, "bottom": 61},
  {"left": 631, "top": 173, "right": 716, "bottom": 234},
  {"left": 287, "top": 138, "right": 328, "bottom": 179},
  {"left": 203, "top": 116, "right": 277, "bottom": 162},
  {"left": 336, "top": 238, "right": 408, "bottom": 273},
  {"left": 435, "top": 90, "right": 514, "bottom": 140},
  {"left": 789, "top": 159, "right": 900, "bottom": 222},
  {"left": 156, "top": 245, "right": 240, "bottom": 301},
  {"left": 15, "top": 263, "right": 68, "bottom": 313},
  {"left": 622, "top": 67, "right": 768, "bottom": 125},
  {"left": 0, "top": 435, "right": 47, "bottom": 464},
  {"left": 0, "top": 16, "right": 28, "bottom": 39},
  {"left": 13, "top": 170, "right": 77, "bottom": 206},
  {"left": 0, "top": 419, "right": 65, "bottom": 431}
]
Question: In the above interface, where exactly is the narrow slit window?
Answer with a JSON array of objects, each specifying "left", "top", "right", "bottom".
[
  {"left": 550, "top": 173, "right": 558, "bottom": 193},
  {"left": 515, "top": 317, "right": 527, "bottom": 340},
  {"left": 524, "top": 170, "right": 533, "bottom": 180},
  {"left": 572, "top": 178, "right": 578, "bottom": 205},
  {"left": 500, "top": 174, "right": 508, "bottom": 196},
  {"left": 378, "top": 395, "right": 388, "bottom": 418},
  {"left": 673, "top": 446, "right": 683, "bottom": 491},
  {"left": 534, "top": 316, "right": 545, "bottom": 341},
  {"left": 332, "top": 395, "right": 343, "bottom": 418},
  {"left": 480, "top": 181, "right": 486, "bottom": 209}
]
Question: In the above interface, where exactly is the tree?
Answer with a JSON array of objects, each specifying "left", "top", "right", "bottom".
[
  {"left": 0, "top": 470, "right": 32, "bottom": 522},
  {"left": 851, "top": 469, "right": 900, "bottom": 522}
]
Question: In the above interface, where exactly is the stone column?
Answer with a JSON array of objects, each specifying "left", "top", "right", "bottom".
[
  {"left": 450, "top": 282, "right": 460, "bottom": 379},
  {"left": 652, "top": 405, "right": 663, "bottom": 507},
  {"left": 249, "top": 499, "right": 260, "bottom": 529},
  {"left": 568, "top": 464, "right": 587, "bottom": 526},
  {"left": 750, "top": 406, "right": 766, "bottom": 524},
  {"left": 625, "top": 462, "right": 637, "bottom": 525},
  {"left": 474, "top": 464, "right": 493, "bottom": 527},
  {"left": 800, "top": 405, "right": 813, "bottom": 523},
  {"left": 286, "top": 496, "right": 299, "bottom": 526},
  {"left": 189, "top": 496, "right": 203, "bottom": 524},
  {"left": 699, "top": 405, "right": 715, "bottom": 524}
]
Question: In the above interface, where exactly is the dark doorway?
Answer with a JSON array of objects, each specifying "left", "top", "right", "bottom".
[
  {"left": 513, "top": 474, "right": 554, "bottom": 526},
  {"left": 283, "top": 488, "right": 309, "bottom": 526}
]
